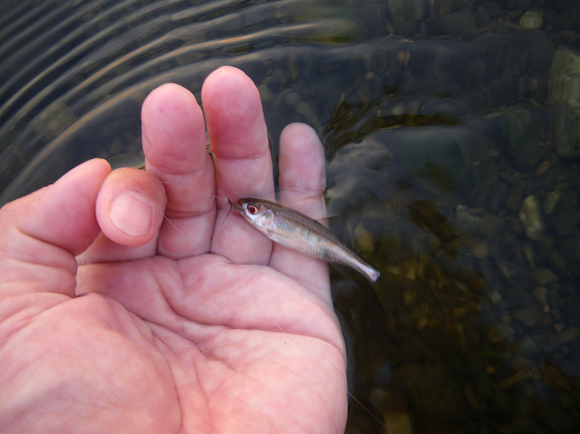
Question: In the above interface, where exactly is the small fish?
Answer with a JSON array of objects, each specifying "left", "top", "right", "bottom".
[{"left": 229, "top": 198, "right": 380, "bottom": 282}]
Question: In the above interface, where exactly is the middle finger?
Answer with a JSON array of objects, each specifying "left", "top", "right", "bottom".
[{"left": 201, "top": 66, "right": 275, "bottom": 264}]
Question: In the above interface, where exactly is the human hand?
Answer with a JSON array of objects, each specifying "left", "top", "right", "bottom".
[{"left": 0, "top": 67, "right": 347, "bottom": 434}]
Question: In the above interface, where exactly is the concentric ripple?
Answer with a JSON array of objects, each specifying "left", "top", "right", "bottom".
[{"left": 0, "top": 0, "right": 378, "bottom": 203}]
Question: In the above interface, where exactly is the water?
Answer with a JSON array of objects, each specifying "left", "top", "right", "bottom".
[{"left": 2, "top": 0, "right": 580, "bottom": 432}]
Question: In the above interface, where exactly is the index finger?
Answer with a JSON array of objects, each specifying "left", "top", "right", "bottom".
[
  {"left": 201, "top": 67, "right": 275, "bottom": 264},
  {"left": 141, "top": 84, "right": 217, "bottom": 259}
]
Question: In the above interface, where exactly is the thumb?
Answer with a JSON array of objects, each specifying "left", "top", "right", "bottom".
[{"left": 0, "top": 159, "right": 111, "bottom": 296}]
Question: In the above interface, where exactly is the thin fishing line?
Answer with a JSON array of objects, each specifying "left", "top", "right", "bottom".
[
  {"left": 136, "top": 186, "right": 218, "bottom": 258},
  {"left": 268, "top": 317, "right": 390, "bottom": 433}
]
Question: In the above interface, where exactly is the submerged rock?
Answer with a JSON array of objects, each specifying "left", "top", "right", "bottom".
[
  {"left": 326, "top": 137, "right": 392, "bottom": 216},
  {"left": 543, "top": 190, "right": 563, "bottom": 215},
  {"left": 519, "top": 11, "right": 543, "bottom": 30},
  {"left": 551, "top": 105, "right": 580, "bottom": 157},
  {"left": 519, "top": 195, "right": 545, "bottom": 241},
  {"left": 547, "top": 47, "right": 580, "bottom": 157}
]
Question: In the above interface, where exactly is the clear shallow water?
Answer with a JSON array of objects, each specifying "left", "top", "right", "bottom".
[{"left": 2, "top": 0, "right": 580, "bottom": 432}]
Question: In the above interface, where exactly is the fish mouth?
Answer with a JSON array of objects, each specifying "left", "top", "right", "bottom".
[{"left": 227, "top": 198, "right": 244, "bottom": 212}]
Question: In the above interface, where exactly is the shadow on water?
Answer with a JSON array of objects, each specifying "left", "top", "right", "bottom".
[{"left": 2, "top": 0, "right": 580, "bottom": 433}]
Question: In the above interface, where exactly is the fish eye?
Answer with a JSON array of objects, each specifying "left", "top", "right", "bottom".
[{"left": 247, "top": 204, "right": 259, "bottom": 215}]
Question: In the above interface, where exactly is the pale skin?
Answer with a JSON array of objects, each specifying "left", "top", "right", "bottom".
[{"left": 0, "top": 66, "right": 347, "bottom": 433}]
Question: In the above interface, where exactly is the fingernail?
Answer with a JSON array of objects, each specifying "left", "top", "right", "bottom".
[
  {"left": 56, "top": 159, "right": 109, "bottom": 184},
  {"left": 108, "top": 191, "right": 152, "bottom": 236}
]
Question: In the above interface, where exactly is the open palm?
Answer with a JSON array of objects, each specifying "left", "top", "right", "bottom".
[{"left": 0, "top": 67, "right": 347, "bottom": 434}]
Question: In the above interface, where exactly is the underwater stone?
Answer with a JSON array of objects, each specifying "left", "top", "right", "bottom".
[
  {"left": 463, "top": 382, "right": 488, "bottom": 413},
  {"left": 513, "top": 307, "right": 543, "bottom": 327},
  {"left": 533, "top": 286, "right": 549, "bottom": 311},
  {"left": 519, "top": 11, "right": 543, "bottom": 29},
  {"left": 547, "top": 48, "right": 580, "bottom": 105},
  {"left": 558, "top": 326, "right": 580, "bottom": 344},
  {"left": 455, "top": 204, "right": 481, "bottom": 233},
  {"left": 544, "top": 190, "right": 563, "bottom": 214},
  {"left": 552, "top": 105, "right": 580, "bottom": 157},
  {"left": 326, "top": 137, "right": 392, "bottom": 215},
  {"left": 498, "top": 106, "right": 540, "bottom": 163},
  {"left": 519, "top": 195, "right": 545, "bottom": 241},
  {"left": 387, "top": 0, "right": 422, "bottom": 35},
  {"left": 382, "top": 409, "right": 413, "bottom": 434},
  {"left": 352, "top": 221, "right": 375, "bottom": 254},
  {"left": 534, "top": 160, "right": 551, "bottom": 176},
  {"left": 535, "top": 268, "right": 558, "bottom": 286}
]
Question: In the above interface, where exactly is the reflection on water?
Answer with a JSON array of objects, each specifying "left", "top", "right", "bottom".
[{"left": 2, "top": 0, "right": 580, "bottom": 432}]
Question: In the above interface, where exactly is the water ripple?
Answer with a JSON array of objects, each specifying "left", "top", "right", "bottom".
[{"left": 0, "top": 0, "right": 369, "bottom": 202}]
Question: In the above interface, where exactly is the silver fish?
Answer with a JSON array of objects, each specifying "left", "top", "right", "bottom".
[{"left": 229, "top": 198, "right": 380, "bottom": 282}]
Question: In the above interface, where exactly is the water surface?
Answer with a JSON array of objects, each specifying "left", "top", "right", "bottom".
[{"left": 2, "top": 0, "right": 580, "bottom": 433}]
